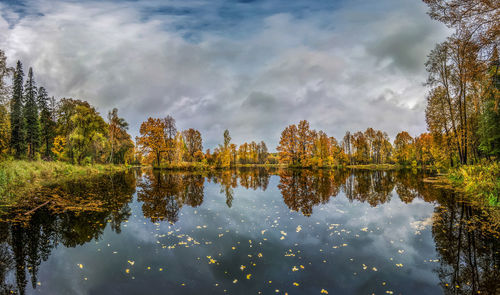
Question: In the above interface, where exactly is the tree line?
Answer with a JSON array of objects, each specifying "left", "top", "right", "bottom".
[
  {"left": 276, "top": 120, "right": 448, "bottom": 168},
  {"left": 136, "top": 116, "right": 271, "bottom": 168},
  {"left": 0, "top": 53, "right": 135, "bottom": 164}
]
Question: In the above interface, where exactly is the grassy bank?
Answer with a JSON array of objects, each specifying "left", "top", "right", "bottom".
[
  {"left": 448, "top": 162, "right": 500, "bottom": 206},
  {"left": 0, "top": 160, "right": 128, "bottom": 206},
  {"left": 346, "top": 164, "right": 402, "bottom": 170}
]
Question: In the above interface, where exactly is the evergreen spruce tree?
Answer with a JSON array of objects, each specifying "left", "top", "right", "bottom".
[
  {"left": 10, "top": 61, "right": 26, "bottom": 158},
  {"left": 23, "top": 67, "right": 40, "bottom": 159},
  {"left": 38, "top": 86, "right": 56, "bottom": 158}
]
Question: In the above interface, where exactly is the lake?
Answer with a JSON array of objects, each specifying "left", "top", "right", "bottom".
[{"left": 1, "top": 168, "right": 499, "bottom": 294}]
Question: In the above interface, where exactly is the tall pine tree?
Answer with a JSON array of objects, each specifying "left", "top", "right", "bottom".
[
  {"left": 23, "top": 67, "right": 40, "bottom": 159},
  {"left": 10, "top": 61, "right": 26, "bottom": 158},
  {"left": 38, "top": 86, "right": 56, "bottom": 159}
]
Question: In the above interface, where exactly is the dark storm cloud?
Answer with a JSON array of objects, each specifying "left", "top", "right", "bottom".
[{"left": 0, "top": 0, "right": 450, "bottom": 150}]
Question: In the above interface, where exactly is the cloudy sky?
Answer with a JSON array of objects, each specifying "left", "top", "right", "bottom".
[{"left": 0, "top": 0, "right": 451, "bottom": 150}]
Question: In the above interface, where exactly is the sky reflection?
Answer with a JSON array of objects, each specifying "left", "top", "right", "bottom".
[{"left": 1, "top": 169, "right": 498, "bottom": 295}]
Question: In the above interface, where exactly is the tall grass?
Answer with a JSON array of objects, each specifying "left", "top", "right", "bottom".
[
  {"left": 449, "top": 162, "right": 500, "bottom": 206},
  {"left": 0, "top": 160, "right": 126, "bottom": 205}
]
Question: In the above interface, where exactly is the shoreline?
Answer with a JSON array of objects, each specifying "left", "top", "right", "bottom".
[{"left": 0, "top": 160, "right": 128, "bottom": 208}]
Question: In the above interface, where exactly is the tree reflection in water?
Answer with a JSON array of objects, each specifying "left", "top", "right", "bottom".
[
  {"left": 136, "top": 170, "right": 205, "bottom": 223},
  {"left": 0, "top": 169, "right": 499, "bottom": 295},
  {"left": 278, "top": 169, "right": 346, "bottom": 216},
  {"left": 433, "top": 194, "right": 500, "bottom": 294},
  {"left": 0, "top": 172, "right": 135, "bottom": 295}
]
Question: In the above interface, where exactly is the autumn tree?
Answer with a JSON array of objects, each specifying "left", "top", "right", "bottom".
[
  {"left": 342, "top": 131, "right": 353, "bottom": 165},
  {"left": 423, "top": 0, "right": 499, "bottom": 164},
  {"left": 163, "top": 115, "right": 177, "bottom": 163},
  {"left": 55, "top": 98, "right": 92, "bottom": 162},
  {"left": 230, "top": 143, "right": 237, "bottom": 165},
  {"left": 257, "top": 141, "right": 268, "bottom": 164},
  {"left": 137, "top": 117, "right": 166, "bottom": 166},
  {"left": 414, "top": 133, "right": 434, "bottom": 167},
  {"left": 352, "top": 131, "right": 370, "bottom": 164},
  {"left": 423, "top": 0, "right": 499, "bottom": 50},
  {"left": 69, "top": 104, "right": 108, "bottom": 164},
  {"left": 216, "top": 129, "right": 231, "bottom": 168},
  {"left": 182, "top": 128, "right": 203, "bottom": 162},
  {"left": 277, "top": 124, "right": 298, "bottom": 165},
  {"left": 394, "top": 131, "right": 414, "bottom": 165},
  {"left": 297, "top": 120, "right": 314, "bottom": 166},
  {"left": 107, "top": 108, "right": 132, "bottom": 164}
]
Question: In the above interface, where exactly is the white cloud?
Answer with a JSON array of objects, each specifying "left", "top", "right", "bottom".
[{"left": 0, "top": 0, "right": 450, "bottom": 150}]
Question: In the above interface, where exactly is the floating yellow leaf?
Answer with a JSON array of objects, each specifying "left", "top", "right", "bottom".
[
  {"left": 125, "top": 269, "right": 130, "bottom": 274},
  {"left": 77, "top": 264, "right": 83, "bottom": 269},
  {"left": 293, "top": 282, "right": 299, "bottom": 286},
  {"left": 128, "top": 260, "right": 135, "bottom": 266},
  {"left": 361, "top": 227, "right": 368, "bottom": 232},
  {"left": 258, "top": 253, "right": 263, "bottom": 258},
  {"left": 292, "top": 266, "right": 298, "bottom": 271},
  {"left": 240, "top": 265, "right": 246, "bottom": 271},
  {"left": 321, "top": 289, "right": 329, "bottom": 294},
  {"left": 246, "top": 274, "right": 252, "bottom": 279},
  {"left": 233, "top": 279, "right": 238, "bottom": 284},
  {"left": 296, "top": 225, "right": 302, "bottom": 232}
]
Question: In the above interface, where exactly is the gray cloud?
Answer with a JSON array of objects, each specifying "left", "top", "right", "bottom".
[{"left": 0, "top": 0, "right": 450, "bottom": 150}]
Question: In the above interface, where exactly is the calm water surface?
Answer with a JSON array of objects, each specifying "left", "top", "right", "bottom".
[{"left": 1, "top": 169, "right": 499, "bottom": 294}]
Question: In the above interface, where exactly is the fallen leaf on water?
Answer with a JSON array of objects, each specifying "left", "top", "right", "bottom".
[
  {"left": 293, "top": 282, "right": 299, "bottom": 286},
  {"left": 321, "top": 289, "right": 329, "bottom": 294},
  {"left": 296, "top": 225, "right": 302, "bottom": 232},
  {"left": 125, "top": 269, "right": 130, "bottom": 274},
  {"left": 77, "top": 264, "right": 83, "bottom": 269},
  {"left": 128, "top": 260, "right": 135, "bottom": 266},
  {"left": 246, "top": 274, "right": 252, "bottom": 279}
]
